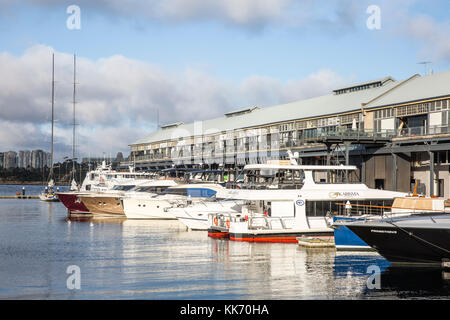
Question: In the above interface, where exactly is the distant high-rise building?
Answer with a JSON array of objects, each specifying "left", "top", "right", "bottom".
[
  {"left": 31, "top": 149, "right": 44, "bottom": 169},
  {"left": 1, "top": 149, "right": 51, "bottom": 169},
  {"left": 18, "top": 150, "right": 32, "bottom": 168},
  {"left": 3, "top": 151, "right": 17, "bottom": 168},
  {"left": 24, "top": 150, "right": 31, "bottom": 168}
]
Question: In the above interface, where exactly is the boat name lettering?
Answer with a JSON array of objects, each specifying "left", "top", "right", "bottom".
[
  {"left": 328, "top": 191, "right": 360, "bottom": 198},
  {"left": 370, "top": 229, "right": 397, "bottom": 234}
]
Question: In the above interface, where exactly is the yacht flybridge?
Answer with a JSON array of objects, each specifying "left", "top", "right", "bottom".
[{"left": 207, "top": 164, "right": 407, "bottom": 242}]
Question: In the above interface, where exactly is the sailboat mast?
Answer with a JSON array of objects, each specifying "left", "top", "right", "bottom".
[
  {"left": 72, "top": 54, "right": 76, "bottom": 177},
  {"left": 50, "top": 53, "right": 54, "bottom": 179}
]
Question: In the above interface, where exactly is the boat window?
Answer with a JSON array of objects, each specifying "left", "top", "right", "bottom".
[
  {"left": 305, "top": 200, "right": 394, "bottom": 217},
  {"left": 186, "top": 188, "right": 217, "bottom": 198},
  {"left": 112, "top": 185, "right": 136, "bottom": 191},
  {"left": 134, "top": 186, "right": 170, "bottom": 193},
  {"left": 161, "top": 188, "right": 188, "bottom": 196}
]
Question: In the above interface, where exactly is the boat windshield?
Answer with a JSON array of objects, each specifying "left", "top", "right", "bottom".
[
  {"left": 240, "top": 168, "right": 304, "bottom": 189},
  {"left": 111, "top": 185, "right": 136, "bottom": 191},
  {"left": 133, "top": 186, "right": 169, "bottom": 193},
  {"left": 155, "top": 187, "right": 217, "bottom": 198}
]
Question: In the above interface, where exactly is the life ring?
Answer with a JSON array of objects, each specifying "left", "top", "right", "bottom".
[
  {"left": 244, "top": 215, "right": 248, "bottom": 221},
  {"left": 214, "top": 217, "right": 218, "bottom": 226},
  {"left": 226, "top": 219, "right": 230, "bottom": 228}
]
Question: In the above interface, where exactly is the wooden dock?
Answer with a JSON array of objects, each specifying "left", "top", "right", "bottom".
[
  {"left": 297, "top": 236, "right": 335, "bottom": 248},
  {"left": 0, "top": 195, "right": 40, "bottom": 199}
]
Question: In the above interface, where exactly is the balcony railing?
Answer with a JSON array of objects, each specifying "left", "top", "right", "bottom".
[{"left": 129, "top": 125, "right": 450, "bottom": 164}]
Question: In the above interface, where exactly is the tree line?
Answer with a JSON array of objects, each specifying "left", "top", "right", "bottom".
[{"left": 0, "top": 161, "right": 88, "bottom": 185}]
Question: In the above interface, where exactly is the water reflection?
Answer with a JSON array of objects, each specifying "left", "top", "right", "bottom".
[{"left": 2, "top": 198, "right": 450, "bottom": 299}]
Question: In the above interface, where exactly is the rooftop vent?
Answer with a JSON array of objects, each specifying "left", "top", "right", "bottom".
[
  {"left": 224, "top": 106, "right": 259, "bottom": 118},
  {"left": 160, "top": 122, "right": 184, "bottom": 129},
  {"left": 333, "top": 77, "right": 395, "bottom": 95}
]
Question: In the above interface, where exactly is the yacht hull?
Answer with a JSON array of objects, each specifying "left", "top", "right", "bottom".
[
  {"left": 79, "top": 195, "right": 125, "bottom": 216},
  {"left": 333, "top": 216, "right": 372, "bottom": 251},
  {"left": 57, "top": 192, "right": 90, "bottom": 214},
  {"left": 123, "top": 198, "right": 177, "bottom": 219},
  {"left": 207, "top": 227, "right": 230, "bottom": 238},
  {"left": 347, "top": 222, "right": 450, "bottom": 265},
  {"left": 229, "top": 229, "right": 334, "bottom": 243}
]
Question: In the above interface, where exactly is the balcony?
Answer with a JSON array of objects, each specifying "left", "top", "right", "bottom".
[{"left": 127, "top": 125, "right": 450, "bottom": 167}]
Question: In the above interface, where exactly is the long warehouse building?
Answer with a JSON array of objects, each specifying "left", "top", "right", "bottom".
[{"left": 128, "top": 70, "right": 450, "bottom": 198}]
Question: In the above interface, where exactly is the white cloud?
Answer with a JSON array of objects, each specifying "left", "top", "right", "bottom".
[
  {"left": 0, "top": 45, "right": 347, "bottom": 161},
  {"left": 404, "top": 14, "right": 450, "bottom": 62},
  {"left": 238, "top": 70, "right": 347, "bottom": 107}
]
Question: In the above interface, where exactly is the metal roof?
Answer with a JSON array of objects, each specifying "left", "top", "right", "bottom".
[
  {"left": 132, "top": 70, "right": 450, "bottom": 146},
  {"left": 365, "top": 70, "right": 450, "bottom": 108}
]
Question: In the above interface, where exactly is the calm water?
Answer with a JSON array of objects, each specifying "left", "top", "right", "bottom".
[{"left": 1, "top": 184, "right": 450, "bottom": 300}]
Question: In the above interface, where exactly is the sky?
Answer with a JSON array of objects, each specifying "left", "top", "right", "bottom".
[{"left": 0, "top": 0, "right": 449, "bottom": 162}]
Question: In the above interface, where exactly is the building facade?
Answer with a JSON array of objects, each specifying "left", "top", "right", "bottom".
[
  {"left": 3, "top": 151, "right": 17, "bottom": 169},
  {"left": 128, "top": 71, "right": 450, "bottom": 198}
]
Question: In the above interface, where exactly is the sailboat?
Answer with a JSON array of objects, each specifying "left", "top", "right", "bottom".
[{"left": 40, "top": 53, "right": 59, "bottom": 202}]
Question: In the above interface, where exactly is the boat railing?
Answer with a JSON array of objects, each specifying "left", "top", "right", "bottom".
[
  {"left": 333, "top": 202, "right": 390, "bottom": 217},
  {"left": 247, "top": 215, "right": 296, "bottom": 230},
  {"left": 208, "top": 210, "right": 297, "bottom": 230},
  {"left": 332, "top": 201, "right": 450, "bottom": 224}
]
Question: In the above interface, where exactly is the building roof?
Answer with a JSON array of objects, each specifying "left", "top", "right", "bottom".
[
  {"left": 132, "top": 70, "right": 450, "bottom": 146},
  {"left": 365, "top": 70, "right": 450, "bottom": 108}
]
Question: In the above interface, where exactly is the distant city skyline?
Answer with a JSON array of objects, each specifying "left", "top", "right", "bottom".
[{"left": 0, "top": 149, "right": 51, "bottom": 169}]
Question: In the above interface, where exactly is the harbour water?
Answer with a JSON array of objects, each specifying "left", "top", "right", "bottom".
[{"left": 1, "top": 185, "right": 450, "bottom": 300}]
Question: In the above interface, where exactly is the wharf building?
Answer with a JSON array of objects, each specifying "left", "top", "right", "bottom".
[{"left": 128, "top": 70, "right": 450, "bottom": 198}]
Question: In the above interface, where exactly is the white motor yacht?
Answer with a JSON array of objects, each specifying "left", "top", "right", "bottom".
[
  {"left": 122, "top": 183, "right": 231, "bottom": 219},
  {"left": 77, "top": 179, "right": 178, "bottom": 216},
  {"left": 207, "top": 164, "right": 407, "bottom": 242}
]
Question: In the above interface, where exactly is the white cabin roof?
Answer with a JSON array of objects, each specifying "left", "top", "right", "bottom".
[{"left": 243, "top": 164, "right": 357, "bottom": 171}]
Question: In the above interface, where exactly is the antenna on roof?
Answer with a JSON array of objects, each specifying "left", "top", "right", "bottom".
[{"left": 417, "top": 61, "right": 432, "bottom": 75}]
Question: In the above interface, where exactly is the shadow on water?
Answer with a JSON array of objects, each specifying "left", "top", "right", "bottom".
[
  {"left": 334, "top": 253, "right": 450, "bottom": 299},
  {"left": 370, "top": 265, "right": 450, "bottom": 299}
]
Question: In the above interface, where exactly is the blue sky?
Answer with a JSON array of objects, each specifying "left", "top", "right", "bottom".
[{"left": 0, "top": 0, "right": 449, "bottom": 161}]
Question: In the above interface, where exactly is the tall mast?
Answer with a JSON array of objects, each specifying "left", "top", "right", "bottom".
[
  {"left": 72, "top": 54, "right": 76, "bottom": 178},
  {"left": 50, "top": 53, "right": 55, "bottom": 181}
]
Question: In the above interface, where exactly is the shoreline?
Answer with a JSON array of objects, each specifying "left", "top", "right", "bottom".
[{"left": 0, "top": 181, "right": 70, "bottom": 186}]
